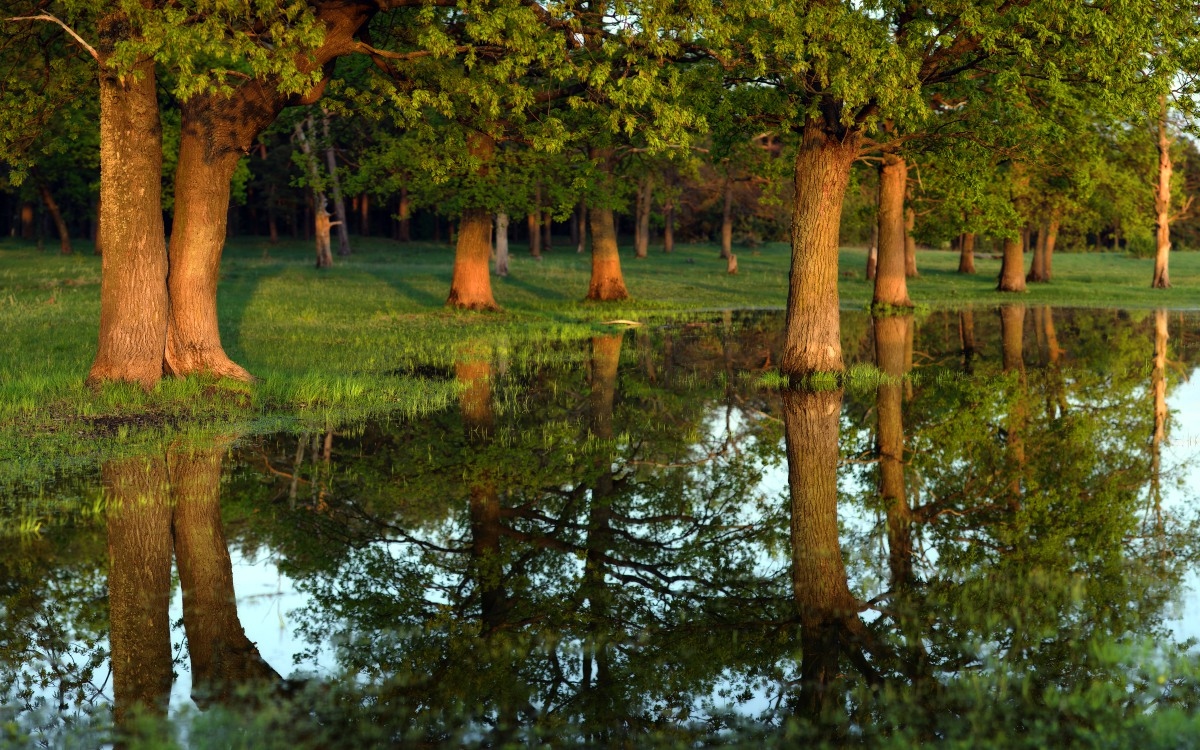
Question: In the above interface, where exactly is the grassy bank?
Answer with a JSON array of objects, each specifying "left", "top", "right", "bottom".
[{"left": 2, "top": 235, "right": 1198, "bottom": 446}]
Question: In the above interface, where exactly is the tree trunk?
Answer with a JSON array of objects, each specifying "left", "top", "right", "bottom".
[
  {"left": 781, "top": 121, "right": 860, "bottom": 376},
  {"left": 872, "top": 155, "right": 911, "bottom": 308},
  {"left": 171, "top": 443, "right": 279, "bottom": 708},
  {"left": 577, "top": 202, "right": 588, "bottom": 253},
  {"left": 959, "top": 309, "right": 976, "bottom": 373},
  {"left": 958, "top": 232, "right": 976, "bottom": 274},
  {"left": 663, "top": 199, "right": 674, "bottom": 254},
  {"left": 448, "top": 134, "right": 499, "bottom": 310},
  {"left": 874, "top": 315, "right": 913, "bottom": 588},
  {"left": 360, "top": 192, "right": 369, "bottom": 237},
  {"left": 1044, "top": 216, "right": 1059, "bottom": 280},
  {"left": 37, "top": 184, "right": 71, "bottom": 255},
  {"left": 720, "top": 178, "right": 733, "bottom": 259},
  {"left": 267, "top": 184, "right": 280, "bottom": 244},
  {"left": 543, "top": 209, "right": 553, "bottom": 252},
  {"left": 1154, "top": 94, "right": 1172, "bottom": 289},
  {"left": 20, "top": 201, "right": 35, "bottom": 240},
  {"left": 93, "top": 193, "right": 103, "bottom": 255},
  {"left": 996, "top": 236, "right": 1026, "bottom": 292},
  {"left": 295, "top": 119, "right": 332, "bottom": 269},
  {"left": 105, "top": 454, "right": 174, "bottom": 728},
  {"left": 865, "top": 220, "right": 879, "bottom": 280},
  {"left": 903, "top": 205, "right": 918, "bottom": 277},
  {"left": 1151, "top": 309, "right": 1168, "bottom": 502},
  {"left": 1027, "top": 221, "right": 1048, "bottom": 282},
  {"left": 570, "top": 202, "right": 580, "bottom": 247},
  {"left": 528, "top": 184, "right": 542, "bottom": 258},
  {"left": 321, "top": 114, "right": 351, "bottom": 256},
  {"left": 88, "top": 56, "right": 169, "bottom": 389},
  {"left": 636, "top": 175, "right": 653, "bottom": 259},
  {"left": 586, "top": 149, "right": 629, "bottom": 301},
  {"left": 494, "top": 212, "right": 510, "bottom": 277},
  {"left": 398, "top": 187, "right": 411, "bottom": 242}
]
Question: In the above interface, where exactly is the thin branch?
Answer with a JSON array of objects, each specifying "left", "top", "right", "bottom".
[{"left": 5, "top": 14, "right": 99, "bottom": 62}]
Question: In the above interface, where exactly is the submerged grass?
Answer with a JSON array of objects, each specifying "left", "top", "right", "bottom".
[{"left": 3, "top": 236, "right": 1199, "bottom": 461}]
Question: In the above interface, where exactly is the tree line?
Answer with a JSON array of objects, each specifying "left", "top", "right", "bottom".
[{"left": 2, "top": 0, "right": 1198, "bottom": 388}]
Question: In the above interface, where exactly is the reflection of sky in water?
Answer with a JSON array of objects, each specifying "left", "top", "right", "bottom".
[{"left": 1162, "top": 367, "right": 1200, "bottom": 643}]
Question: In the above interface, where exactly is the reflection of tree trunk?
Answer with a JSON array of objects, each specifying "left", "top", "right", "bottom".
[
  {"left": 1038, "top": 306, "right": 1068, "bottom": 418},
  {"left": 783, "top": 388, "right": 868, "bottom": 725},
  {"left": 873, "top": 155, "right": 911, "bottom": 307},
  {"left": 958, "top": 310, "right": 976, "bottom": 373},
  {"left": 1151, "top": 309, "right": 1168, "bottom": 503},
  {"left": 1000, "top": 305, "right": 1027, "bottom": 504},
  {"left": 874, "top": 316, "right": 913, "bottom": 588},
  {"left": 106, "top": 455, "right": 174, "bottom": 728},
  {"left": 171, "top": 443, "right": 280, "bottom": 708}
]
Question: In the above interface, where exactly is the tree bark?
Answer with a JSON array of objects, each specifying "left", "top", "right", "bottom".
[
  {"left": 38, "top": 184, "right": 71, "bottom": 254},
  {"left": 635, "top": 175, "right": 653, "bottom": 259},
  {"left": 528, "top": 184, "right": 542, "bottom": 258},
  {"left": 720, "top": 178, "right": 733, "bottom": 260},
  {"left": 20, "top": 201, "right": 35, "bottom": 240},
  {"left": 171, "top": 443, "right": 280, "bottom": 708},
  {"left": 586, "top": 149, "right": 629, "bottom": 301},
  {"left": 782, "top": 120, "right": 859, "bottom": 376},
  {"left": 88, "top": 55, "right": 169, "bottom": 389},
  {"left": 321, "top": 114, "right": 351, "bottom": 256},
  {"left": 663, "top": 199, "right": 674, "bottom": 254},
  {"left": 872, "top": 155, "right": 911, "bottom": 308},
  {"left": 958, "top": 232, "right": 976, "bottom": 274},
  {"left": 996, "top": 236, "right": 1026, "bottom": 292},
  {"left": 1154, "top": 94, "right": 1173, "bottom": 289},
  {"left": 448, "top": 134, "right": 499, "bottom": 310},
  {"left": 105, "top": 454, "right": 173, "bottom": 728},
  {"left": 543, "top": 209, "right": 553, "bottom": 252},
  {"left": 359, "top": 192, "right": 369, "bottom": 237},
  {"left": 903, "top": 205, "right": 918, "bottom": 277},
  {"left": 398, "top": 187, "right": 411, "bottom": 242},
  {"left": 1044, "top": 216, "right": 1059, "bottom": 280},
  {"left": 1027, "top": 221, "right": 1048, "bottom": 282},
  {"left": 295, "top": 118, "right": 333, "bottom": 269},
  {"left": 494, "top": 212, "right": 509, "bottom": 277}
]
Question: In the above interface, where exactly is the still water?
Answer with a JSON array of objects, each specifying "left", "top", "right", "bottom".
[{"left": 4, "top": 307, "right": 1200, "bottom": 747}]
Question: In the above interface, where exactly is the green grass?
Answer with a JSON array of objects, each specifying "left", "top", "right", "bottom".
[{"left": 2, "top": 235, "right": 1198, "bottom": 458}]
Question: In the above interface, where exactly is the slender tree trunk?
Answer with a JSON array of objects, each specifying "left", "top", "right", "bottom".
[
  {"left": 88, "top": 56, "right": 169, "bottom": 389},
  {"left": 398, "top": 187, "right": 411, "bottom": 242},
  {"left": 448, "top": 134, "right": 499, "bottom": 310},
  {"left": 586, "top": 149, "right": 629, "bottom": 301},
  {"left": 720, "top": 178, "right": 734, "bottom": 259},
  {"left": 872, "top": 155, "right": 911, "bottom": 308},
  {"left": 1027, "top": 221, "right": 1048, "bottom": 282},
  {"left": 1154, "top": 94, "right": 1173, "bottom": 289},
  {"left": 958, "top": 232, "right": 976, "bottom": 274},
  {"left": 294, "top": 119, "right": 332, "bottom": 268},
  {"left": 636, "top": 175, "right": 653, "bottom": 259},
  {"left": 543, "top": 209, "right": 553, "bottom": 252},
  {"left": 494, "top": 212, "right": 510, "bottom": 277},
  {"left": 570, "top": 202, "right": 580, "bottom": 247},
  {"left": 321, "top": 114, "right": 351, "bottom": 256},
  {"left": 663, "top": 199, "right": 675, "bottom": 254},
  {"left": 105, "top": 454, "right": 174, "bottom": 728},
  {"left": 577, "top": 202, "right": 588, "bottom": 253},
  {"left": 528, "top": 184, "right": 542, "bottom": 258},
  {"left": 1044, "top": 216, "right": 1059, "bottom": 280},
  {"left": 360, "top": 192, "right": 369, "bottom": 237},
  {"left": 865, "top": 222, "right": 879, "bottom": 280},
  {"left": 38, "top": 184, "right": 71, "bottom": 254},
  {"left": 997, "top": 236, "right": 1026, "bottom": 292},
  {"left": 903, "top": 205, "right": 918, "bottom": 277},
  {"left": 1151, "top": 309, "right": 1168, "bottom": 502},
  {"left": 171, "top": 443, "right": 279, "bottom": 707},
  {"left": 1000, "top": 304, "right": 1027, "bottom": 504},
  {"left": 782, "top": 121, "right": 860, "bottom": 376}
]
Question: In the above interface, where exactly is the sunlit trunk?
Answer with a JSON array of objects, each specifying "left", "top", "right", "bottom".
[
  {"left": 447, "top": 134, "right": 499, "bottom": 310},
  {"left": 495, "top": 212, "right": 510, "bottom": 277},
  {"left": 873, "top": 155, "right": 911, "bottom": 308},
  {"left": 1026, "top": 222, "right": 1048, "bottom": 282},
  {"left": 322, "top": 114, "right": 352, "bottom": 256},
  {"left": 586, "top": 149, "right": 629, "bottom": 301},
  {"left": 1154, "top": 95, "right": 1173, "bottom": 289},
  {"left": 528, "top": 183, "right": 542, "bottom": 258},
  {"left": 903, "top": 205, "right": 918, "bottom": 277},
  {"left": 1043, "top": 216, "right": 1059, "bottom": 280},
  {"left": 997, "top": 236, "right": 1026, "bottom": 292},
  {"left": 782, "top": 120, "right": 859, "bottom": 376},
  {"left": 720, "top": 179, "right": 733, "bottom": 260},
  {"left": 958, "top": 232, "right": 976, "bottom": 274}
]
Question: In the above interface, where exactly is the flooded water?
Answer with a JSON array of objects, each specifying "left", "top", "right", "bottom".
[{"left": 5, "top": 307, "right": 1200, "bottom": 747}]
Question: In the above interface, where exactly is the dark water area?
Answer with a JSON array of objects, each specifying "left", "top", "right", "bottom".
[{"left": 5, "top": 307, "right": 1200, "bottom": 748}]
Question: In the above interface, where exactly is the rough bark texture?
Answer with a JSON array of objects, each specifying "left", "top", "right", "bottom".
[
  {"left": 88, "top": 55, "right": 169, "bottom": 389},
  {"left": 38, "top": 184, "right": 71, "bottom": 254},
  {"left": 322, "top": 114, "right": 351, "bottom": 256},
  {"left": 781, "top": 121, "right": 859, "bottom": 376},
  {"left": 958, "top": 232, "right": 976, "bottom": 274},
  {"left": 447, "top": 134, "right": 499, "bottom": 310},
  {"left": 171, "top": 443, "right": 280, "bottom": 708},
  {"left": 874, "top": 315, "right": 913, "bottom": 588},
  {"left": 1154, "top": 95, "right": 1173, "bottom": 289},
  {"left": 720, "top": 179, "right": 733, "bottom": 260},
  {"left": 105, "top": 454, "right": 173, "bottom": 727},
  {"left": 872, "top": 155, "right": 911, "bottom": 308},
  {"left": 996, "top": 236, "right": 1026, "bottom": 292},
  {"left": 587, "top": 206, "right": 629, "bottom": 301},
  {"left": 494, "top": 212, "right": 510, "bottom": 277},
  {"left": 1026, "top": 222, "right": 1048, "bottom": 282},
  {"left": 1044, "top": 217, "right": 1058, "bottom": 280},
  {"left": 448, "top": 209, "right": 500, "bottom": 310},
  {"left": 903, "top": 205, "right": 918, "bottom": 277}
]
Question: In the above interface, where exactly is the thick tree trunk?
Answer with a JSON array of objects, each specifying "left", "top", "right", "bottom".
[
  {"left": 459, "top": 355, "right": 506, "bottom": 633},
  {"left": 171, "top": 443, "right": 279, "bottom": 707},
  {"left": 720, "top": 179, "right": 734, "bottom": 260},
  {"left": 1027, "top": 221, "right": 1048, "bottom": 282},
  {"left": 88, "top": 57, "right": 169, "bottom": 389},
  {"left": 1154, "top": 95, "right": 1172, "bottom": 289},
  {"left": 38, "top": 184, "right": 71, "bottom": 254},
  {"left": 636, "top": 175, "right": 653, "bottom": 259},
  {"left": 448, "top": 134, "right": 498, "bottom": 310},
  {"left": 586, "top": 149, "right": 629, "bottom": 301},
  {"left": 93, "top": 194, "right": 103, "bottom": 255},
  {"left": 448, "top": 209, "right": 499, "bottom": 310},
  {"left": 903, "top": 205, "right": 918, "bottom": 277},
  {"left": 663, "top": 200, "right": 674, "bottom": 254},
  {"left": 872, "top": 155, "right": 911, "bottom": 308},
  {"left": 105, "top": 454, "right": 174, "bottom": 727},
  {"left": 958, "top": 232, "right": 976, "bottom": 274},
  {"left": 494, "top": 212, "right": 509, "bottom": 277},
  {"left": 782, "top": 121, "right": 859, "bottom": 376},
  {"left": 874, "top": 315, "right": 913, "bottom": 588},
  {"left": 997, "top": 236, "right": 1026, "bottom": 292}
]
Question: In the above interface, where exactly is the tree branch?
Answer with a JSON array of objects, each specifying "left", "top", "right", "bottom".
[{"left": 5, "top": 14, "right": 99, "bottom": 63}]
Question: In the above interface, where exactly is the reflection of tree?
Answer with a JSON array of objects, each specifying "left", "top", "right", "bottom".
[{"left": 874, "top": 315, "right": 914, "bottom": 588}]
